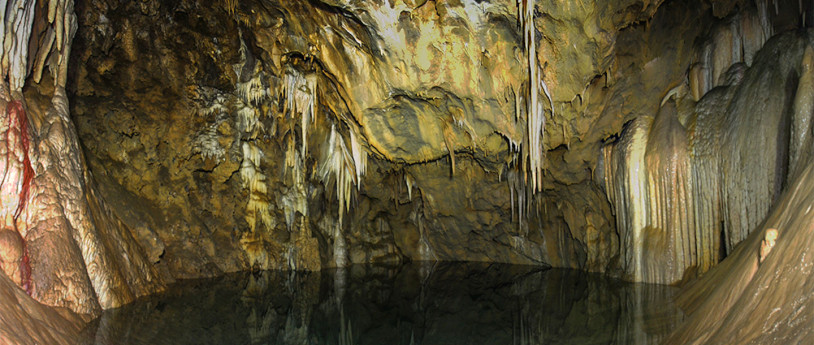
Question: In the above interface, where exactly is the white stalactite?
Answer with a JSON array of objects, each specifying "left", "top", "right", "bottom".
[
  {"left": 518, "top": 0, "right": 552, "bottom": 193},
  {"left": 230, "top": 38, "right": 275, "bottom": 232},
  {"left": 8, "top": 0, "right": 35, "bottom": 91},
  {"left": 319, "top": 124, "right": 366, "bottom": 226},
  {"left": 349, "top": 129, "right": 366, "bottom": 188},
  {"left": 282, "top": 69, "right": 316, "bottom": 157}
]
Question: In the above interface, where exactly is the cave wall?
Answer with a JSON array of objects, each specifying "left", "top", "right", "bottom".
[
  {"left": 65, "top": 0, "right": 800, "bottom": 283},
  {"left": 0, "top": 0, "right": 167, "bottom": 319},
  {"left": 70, "top": 0, "right": 674, "bottom": 277},
  {"left": 663, "top": 35, "right": 814, "bottom": 340},
  {"left": 2, "top": 0, "right": 814, "bottom": 342},
  {"left": 600, "top": 5, "right": 780, "bottom": 284}
]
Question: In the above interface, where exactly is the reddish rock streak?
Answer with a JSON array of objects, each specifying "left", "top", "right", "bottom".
[{"left": 6, "top": 100, "right": 33, "bottom": 294}]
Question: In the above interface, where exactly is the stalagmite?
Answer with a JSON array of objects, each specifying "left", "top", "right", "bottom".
[
  {"left": 0, "top": 100, "right": 32, "bottom": 292},
  {"left": 719, "top": 37, "right": 795, "bottom": 253},
  {"left": 687, "top": 81, "right": 730, "bottom": 272},
  {"left": 758, "top": 228, "right": 777, "bottom": 263},
  {"left": 604, "top": 96, "right": 725, "bottom": 284},
  {"left": 643, "top": 100, "right": 695, "bottom": 284}
]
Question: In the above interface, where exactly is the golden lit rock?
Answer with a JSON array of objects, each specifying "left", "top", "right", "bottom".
[{"left": 2, "top": 0, "right": 814, "bottom": 343}]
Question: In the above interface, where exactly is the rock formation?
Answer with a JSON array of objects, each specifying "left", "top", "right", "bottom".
[
  {"left": 0, "top": 0, "right": 166, "bottom": 318},
  {"left": 2, "top": 0, "right": 814, "bottom": 344}
]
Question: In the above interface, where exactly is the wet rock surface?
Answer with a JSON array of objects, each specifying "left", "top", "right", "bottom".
[
  {"left": 0, "top": 272, "right": 83, "bottom": 345},
  {"left": 3, "top": 0, "right": 814, "bottom": 344},
  {"left": 664, "top": 144, "right": 814, "bottom": 345},
  {"left": 66, "top": 0, "right": 719, "bottom": 277}
]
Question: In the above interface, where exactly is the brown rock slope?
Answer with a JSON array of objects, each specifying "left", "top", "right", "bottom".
[
  {"left": 664, "top": 154, "right": 814, "bottom": 344},
  {"left": 0, "top": 273, "right": 83, "bottom": 345}
]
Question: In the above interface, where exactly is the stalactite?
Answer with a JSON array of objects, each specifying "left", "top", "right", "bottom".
[
  {"left": 281, "top": 69, "right": 316, "bottom": 157},
  {"left": 319, "top": 124, "right": 365, "bottom": 226},
  {"left": 411, "top": 198, "right": 436, "bottom": 262},
  {"left": 32, "top": 26, "right": 54, "bottom": 84},
  {"left": 500, "top": 0, "right": 552, "bottom": 227},
  {"left": 517, "top": 0, "right": 552, "bottom": 193},
  {"left": 603, "top": 20, "right": 804, "bottom": 283},
  {"left": 349, "top": 129, "right": 366, "bottom": 188},
  {"left": 193, "top": 123, "right": 226, "bottom": 162},
  {"left": 282, "top": 137, "right": 307, "bottom": 231},
  {"left": 226, "top": 36, "right": 276, "bottom": 233},
  {"left": 240, "top": 141, "right": 273, "bottom": 231},
  {"left": 318, "top": 124, "right": 368, "bottom": 268},
  {"left": 404, "top": 172, "right": 415, "bottom": 201},
  {"left": 3, "top": 0, "right": 37, "bottom": 91},
  {"left": 442, "top": 121, "right": 455, "bottom": 176},
  {"left": 223, "top": 0, "right": 238, "bottom": 15},
  {"left": 603, "top": 117, "right": 651, "bottom": 282},
  {"left": 757, "top": 0, "right": 773, "bottom": 39},
  {"left": 689, "top": 9, "right": 771, "bottom": 98}
]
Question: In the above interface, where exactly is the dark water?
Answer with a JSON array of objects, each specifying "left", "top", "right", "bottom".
[{"left": 78, "top": 262, "right": 684, "bottom": 345}]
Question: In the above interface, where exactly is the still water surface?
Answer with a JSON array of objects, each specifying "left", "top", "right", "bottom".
[{"left": 79, "top": 262, "right": 684, "bottom": 345}]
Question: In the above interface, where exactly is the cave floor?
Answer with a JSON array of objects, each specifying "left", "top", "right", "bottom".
[{"left": 76, "top": 262, "right": 683, "bottom": 345}]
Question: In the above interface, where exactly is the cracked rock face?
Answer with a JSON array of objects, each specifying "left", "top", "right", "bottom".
[
  {"left": 0, "top": 0, "right": 167, "bottom": 319},
  {"left": 6, "top": 0, "right": 814, "bottom": 343},
  {"left": 0, "top": 0, "right": 802, "bottom": 316},
  {"left": 59, "top": 0, "right": 807, "bottom": 286},
  {"left": 68, "top": 0, "right": 679, "bottom": 277}
]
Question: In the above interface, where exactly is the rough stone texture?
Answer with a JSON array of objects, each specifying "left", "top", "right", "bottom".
[
  {"left": 0, "top": 0, "right": 167, "bottom": 319},
  {"left": 0, "top": 273, "right": 83, "bottom": 345},
  {"left": 3, "top": 0, "right": 814, "bottom": 344},
  {"left": 59, "top": 0, "right": 812, "bottom": 288},
  {"left": 665, "top": 131, "right": 814, "bottom": 345},
  {"left": 599, "top": 5, "right": 783, "bottom": 284},
  {"left": 21, "top": 85, "right": 167, "bottom": 315},
  {"left": 66, "top": 0, "right": 692, "bottom": 278}
]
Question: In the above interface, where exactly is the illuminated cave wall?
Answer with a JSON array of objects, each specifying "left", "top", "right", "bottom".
[
  {"left": 70, "top": 0, "right": 665, "bottom": 277},
  {"left": 0, "top": 0, "right": 166, "bottom": 318},
  {"left": 1, "top": 0, "right": 812, "bottom": 321},
  {"left": 66, "top": 0, "right": 809, "bottom": 286}
]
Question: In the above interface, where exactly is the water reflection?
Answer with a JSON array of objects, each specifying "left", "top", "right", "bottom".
[{"left": 79, "top": 262, "right": 684, "bottom": 345}]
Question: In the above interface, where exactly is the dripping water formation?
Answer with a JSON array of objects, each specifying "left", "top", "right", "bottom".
[{"left": 2, "top": 0, "right": 814, "bottom": 344}]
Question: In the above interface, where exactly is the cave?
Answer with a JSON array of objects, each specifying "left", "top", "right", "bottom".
[{"left": 1, "top": 0, "right": 813, "bottom": 343}]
